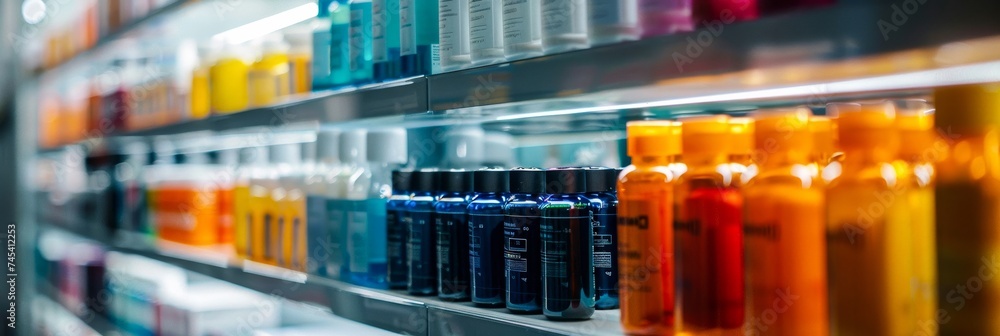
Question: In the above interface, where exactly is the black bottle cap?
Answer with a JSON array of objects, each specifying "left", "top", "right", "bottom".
[
  {"left": 392, "top": 170, "right": 413, "bottom": 191},
  {"left": 509, "top": 168, "right": 546, "bottom": 194},
  {"left": 545, "top": 168, "right": 587, "bottom": 194},
  {"left": 584, "top": 167, "right": 618, "bottom": 193},
  {"left": 411, "top": 169, "right": 438, "bottom": 192},
  {"left": 473, "top": 168, "right": 509, "bottom": 193},
  {"left": 438, "top": 170, "right": 474, "bottom": 193}
]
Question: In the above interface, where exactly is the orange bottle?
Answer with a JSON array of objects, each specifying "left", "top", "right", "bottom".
[
  {"left": 825, "top": 101, "right": 915, "bottom": 336},
  {"left": 934, "top": 84, "right": 1000, "bottom": 335},
  {"left": 729, "top": 117, "right": 754, "bottom": 186},
  {"left": 675, "top": 115, "right": 744, "bottom": 334},
  {"left": 742, "top": 107, "right": 828, "bottom": 336},
  {"left": 617, "top": 120, "right": 680, "bottom": 335}
]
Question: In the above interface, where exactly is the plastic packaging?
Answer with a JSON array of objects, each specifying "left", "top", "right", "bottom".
[
  {"left": 349, "top": 0, "right": 374, "bottom": 84},
  {"left": 469, "top": 168, "right": 509, "bottom": 306},
  {"left": 439, "top": 0, "right": 472, "bottom": 71},
  {"left": 504, "top": 168, "right": 544, "bottom": 313},
  {"left": 407, "top": 169, "right": 439, "bottom": 295},
  {"left": 373, "top": 0, "right": 401, "bottom": 81},
  {"left": 400, "top": 0, "right": 440, "bottom": 76},
  {"left": 469, "top": 0, "right": 505, "bottom": 64},
  {"left": 502, "top": 0, "right": 544, "bottom": 60},
  {"left": 436, "top": 170, "right": 474, "bottom": 300},
  {"left": 540, "top": 168, "right": 594, "bottom": 320}
]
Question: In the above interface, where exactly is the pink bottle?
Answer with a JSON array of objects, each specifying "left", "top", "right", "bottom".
[{"left": 639, "top": 0, "right": 695, "bottom": 38}]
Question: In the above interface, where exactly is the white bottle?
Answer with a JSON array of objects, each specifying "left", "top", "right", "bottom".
[
  {"left": 470, "top": 0, "right": 505, "bottom": 64},
  {"left": 502, "top": 0, "right": 544, "bottom": 60},
  {"left": 439, "top": 0, "right": 472, "bottom": 71},
  {"left": 588, "top": 0, "right": 639, "bottom": 45},
  {"left": 541, "top": 0, "right": 590, "bottom": 53}
]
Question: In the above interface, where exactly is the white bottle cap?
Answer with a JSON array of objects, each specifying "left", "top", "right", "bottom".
[
  {"left": 317, "top": 129, "right": 341, "bottom": 162},
  {"left": 339, "top": 129, "right": 367, "bottom": 164},
  {"left": 366, "top": 128, "right": 407, "bottom": 164},
  {"left": 443, "top": 126, "right": 484, "bottom": 168},
  {"left": 270, "top": 143, "right": 302, "bottom": 165}
]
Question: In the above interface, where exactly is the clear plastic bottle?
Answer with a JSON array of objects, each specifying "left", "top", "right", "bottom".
[
  {"left": 349, "top": 0, "right": 374, "bottom": 84},
  {"left": 373, "top": 0, "right": 401, "bottom": 81},
  {"left": 399, "top": 0, "right": 440, "bottom": 76},
  {"left": 540, "top": 168, "right": 594, "bottom": 320},
  {"left": 439, "top": 0, "right": 471, "bottom": 71},
  {"left": 588, "top": 0, "right": 639, "bottom": 46},
  {"left": 541, "top": 0, "right": 590, "bottom": 54},
  {"left": 312, "top": 0, "right": 337, "bottom": 90},
  {"left": 307, "top": 130, "right": 342, "bottom": 276},
  {"left": 502, "top": 0, "right": 544, "bottom": 60},
  {"left": 469, "top": 0, "right": 505, "bottom": 65}
]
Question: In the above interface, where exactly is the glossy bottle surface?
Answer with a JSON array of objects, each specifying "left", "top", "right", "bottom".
[
  {"left": 387, "top": 191, "right": 411, "bottom": 289},
  {"left": 407, "top": 191, "right": 438, "bottom": 295},
  {"left": 505, "top": 193, "right": 545, "bottom": 313},
  {"left": 469, "top": 193, "right": 507, "bottom": 306},
  {"left": 437, "top": 192, "right": 472, "bottom": 301},
  {"left": 540, "top": 192, "right": 595, "bottom": 320}
]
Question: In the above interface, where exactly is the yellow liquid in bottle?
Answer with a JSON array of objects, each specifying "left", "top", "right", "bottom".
[
  {"left": 189, "top": 66, "right": 211, "bottom": 119},
  {"left": 289, "top": 53, "right": 312, "bottom": 94},
  {"left": 282, "top": 190, "right": 307, "bottom": 271},
  {"left": 249, "top": 53, "right": 291, "bottom": 107},
  {"left": 210, "top": 57, "right": 250, "bottom": 114},
  {"left": 233, "top": 184, "right": 251, "bottom": 259},
  {"left": 249, "top": 184, "right": 272, "bottom": 262}
]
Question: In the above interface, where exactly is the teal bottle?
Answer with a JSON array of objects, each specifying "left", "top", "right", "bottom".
[
  {"left": 330, "top": 0, "right": 353, "bottom": 87},
  {"left": 373, "top": 0, "right": 401, "bottom": 81},
  {"left": 349, "top": 0, "right": 374, "bottom": 84}
]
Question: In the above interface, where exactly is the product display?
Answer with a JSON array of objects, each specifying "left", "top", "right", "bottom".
[
  {"left": 436, "top": 170, "right": 474, "bottom": 300},
  {"left": 468, "top": 168, "right": 510, "bottom": 307},
  {"left": 504, "top": 168, "right": 545, "bottom": 313},
  {"left": 407, "top": 169, "right": 440, "bottom": 295},
  {"left": 540, "top": 168, "right": 595, "bottom": 320}
]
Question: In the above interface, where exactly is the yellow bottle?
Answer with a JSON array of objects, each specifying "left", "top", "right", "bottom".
[
  {"left": 249, "top": 36, "right": 291, "bottom": 107},
  {"left": 934, "top": 83, "right": 1000, "bottom": 335},
  {"left": 617, "top": 120, "right": 680, "bottom": 335},
  {"left": 210, "top": 45, "right": 250, "bottom": 114},
  {"left": 743, "top": 107, "right": 827, "bottom": 336},
  {"left": 189, "top": 63, "right": 211, "bottom": 119},
  {"left": 235, "top": 147, "right": 268, "bottom": 259},
  {"left": 286, "top": 31, "right": 313, "bottom": 94},
  {"left": 269, "top": 143, "right": 304, "bottom": 269},
  {"left": 825, "top": 101, "right": 915, "bottom": 336}
]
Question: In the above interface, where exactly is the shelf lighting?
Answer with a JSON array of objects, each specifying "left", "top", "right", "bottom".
[{"left": 213, "top": 2, "right": 318, "bottom": 44}]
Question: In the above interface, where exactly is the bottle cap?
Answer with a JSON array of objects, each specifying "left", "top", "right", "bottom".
[
  {"left": 827, "top": 101, "right": 896, "bottom": 149},
  {"left": 545, "top": 168, "right": 587, "bottom": 194},
  {"left": 367, "top": 128, "right": 408, "bottom": 164},
  {"left": 270, "top": 143, "right": 302, "bottom": 164},
  {"left": 317, "top": 129, "right": 340, "bottom": 162},
  {"left": 729, "top": 117, "right": 754, "bottom": 158},
  {"left": 438, "top": 170, "right": 474, "bottom": 193},
  {"left": 301, "top": 140, "right": 317, "bottom": 163},
  {"left": 411, "top": 169, "right": 438, "bottom": 192},
  {"left": 392, "top": 170, "right": 413, "bottom": 192},
  {"left": 339, "top": 129, "right": 367, "bottom": 164},
  {"left": 934, "top": 83, "right": 1000, "bottom": 131},
  {"left": 895, "top": 99, "right": 936, "bottom": 161},
  {"left": 473, "top": 168, "right": 509, "bottom": 193},
  {"left": 751, "top": 107, "right": 813, "bottom": 160},
  {"left": 509, "top": 168, "right": 546, "bottom": 194},
  {"left": 626, "top": 120, "right": 680, "bottom": 157},
  {"left": 679, "top": 114, "right": 732, "bottom": 155},
  {"left": 584, "top": 167, "right": 617, "bottom": 193},
  {"left": 241, "top": 146, "right": 269, "bottom": 165}
]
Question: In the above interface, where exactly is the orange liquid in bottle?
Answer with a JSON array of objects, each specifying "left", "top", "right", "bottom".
[
  {"left": 618, "top": 121, "right": 680, "bottom": 335},
  {"left": 675, "top": 115, "right": 745, "bottom": 334},
  {"left": 743, "top": 107, "right": 828, "bottom": 336},
  {"left": 154, "top": 182, "right": 219, "bottom": 246}
]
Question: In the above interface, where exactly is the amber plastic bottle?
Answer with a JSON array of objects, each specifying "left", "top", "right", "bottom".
[
  {"left": 742, "top": 107, "right": 828, "bottom": 336},
  {"left": 618, "top": 120, "right": 680, "bottom": 335},
  {"left": 675, "top": 115, "right": 744, "bottom": 333},
  {"left": 934, "top": 84, "right": 1000, "bottom": 335},
  {"left": 895, "top": 99, "right": 937, "bottom": 333},
  {"left": 825, "top": 101, "right": 915, "bottom": 336}
]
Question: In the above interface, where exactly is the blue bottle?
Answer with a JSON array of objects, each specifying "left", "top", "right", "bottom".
[
  {"left": 399, "top": 0, "right": 439, "bottom": 76},
  {"left": 349, "top": 0, "right": 374, "bottom": 84},
  {"left": 406, "top": 169, "right": 439, "bottom": 295},
  {"left": 540, "top": 168, "right": 595, "bottom": 320},
  {"left": 435, "top": 170, "right": 474, "bottom": 301},
  {"left": 311, "top": 0, "right": 336, "bottom": 90},
  {"left": 584, "top": 167, "right": 619, "bottom": 310},
  {"left": 330, "top": 0, "right": 353, "bottom": 87},
  {"left": 386, "top": 170, "right": 412, "bottom": 289},
  {"left": 504, "top": 168, "right": 546, "bottom": 313},
  {"left": 372, "top": 0, "right": 401, "bottom": 81},
  {"left": 468, "top": 168, "right": 509, "bottom": 307}
]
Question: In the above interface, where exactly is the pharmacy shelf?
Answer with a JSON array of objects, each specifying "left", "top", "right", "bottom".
[
  {"left": 37, "top": 0, "right": 195, "bottom": 77},
  {"left": 39, "top": 222, "right": 622, "bottom": 336},
  {"left": 34, "top": 284, "right": 124, "bottom": 336}
]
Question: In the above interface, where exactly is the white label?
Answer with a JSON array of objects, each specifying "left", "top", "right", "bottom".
[
  {"left": 348, "top": 209, "right": 369, "bottom": 272},
  {"left": 373, "top": 0, "right": 388, "bottom": 62},
  {"left": 470, "top": 0, "right": 502, "bottom": 50},
  {"left": 400, "top": 0, "right": 416, "bottom": 55},
  {"left": 431, "top": 43, "right": 441, "bottom": 72},
  {"left": 542, "top": 0, "right": 587, "bottom": 36},
  {"left": 439, "top": 0, "right": 470, "bottom": 65},
  {"left": 502, "top": 0, "right": 540, "bottom": 45},
  {"left": 350, "top": 8, "right": 364, "bottom": 72},
  {"left": 312, "top": 30, "right": 332, "bottom": 77}
]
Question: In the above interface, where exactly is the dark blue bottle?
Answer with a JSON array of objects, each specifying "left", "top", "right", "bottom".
[
  {"left": 468, "top": 168, "right": 509, "bottom": 307},
  {"left": 387, "top": 170, "right": 412, "bottom": 289},
  {"left": 435, "top": 170, "right": 473, "bottom": 301},
  {"left": 504, "top": 168, "right": 546, "bottom": 313},
  {"left": 585, "top": 167, "right": 620, "bottom": 310},
  {"left": 406, "top": 169, "right": 438, "bottom": 295},
  {"left": 541, "top": 168, "right": 595, "bottom": 320}
]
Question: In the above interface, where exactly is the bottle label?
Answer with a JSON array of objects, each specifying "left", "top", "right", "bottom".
[
  {"left": 307, "top": 196, "right": 329, "bottom": 275},
  {"left": 589, "top": 0, "right": 621, "bottom": 26},
  {"left": 437, "top": 210, "right": 470, "bottom": 294},
  {"left": 470, "top": 0, "right": 501, "bottom": 51},
  {"left": 349, "top": 7, "right": 366, "bottom": 72},
  {"left": 373, "top": 0, "right": 388, "bottom": 62},
  {"left": 439, "top": 0, "right": 468, "bottom": 64},
  {"left": 326, "top": 199, "right": 347, "bottom": 276},
  {"left": 541, "top": 0, "right": 586, "bottom": 37},
  {"left": 540, "top": 214, "right": 594, "bottom": 307},
  {"left": 470, "top": 213, "right": 506, "bottom": 296},
  {"left": 504, "top": 213, "right": 541, "bottom": 296},
  {"left": 400, "top": 0, "right": 416, "bottom": 55},
  {"left": 502, "top": 0, "right": 534, "bottom": 45},
  {"left": 331, "top": 23, "right": 350, "bottom": 72},
  {"left": 592, "top": 210, "right": 617, "bottom": 291},
  {"left": 386, "top": 204, "right": 409, "bottom": 282},
  {"left": 313, "top": 30, "right": 332, "bottom": 78},
  {"left": 408, "top": 209, "right": 436, "bottom": 282}
]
